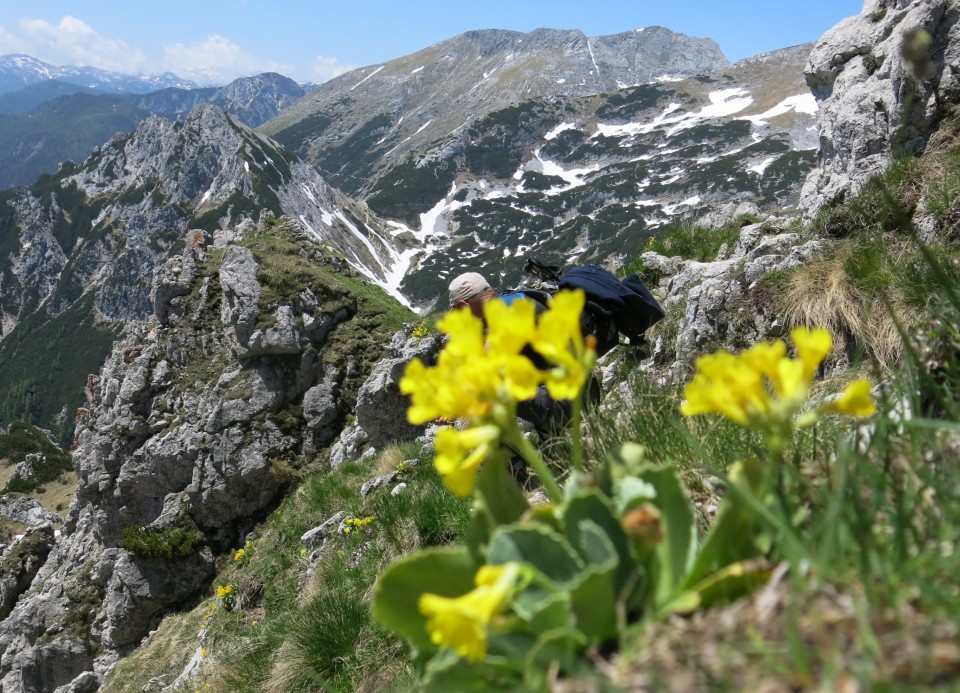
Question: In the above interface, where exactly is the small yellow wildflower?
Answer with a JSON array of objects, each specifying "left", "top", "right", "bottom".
[
  {"left": 681, "top": 327, "right": 876, "bottom": 446},
  {"left": 201, "top": 647, "right": 208, "bottom": 658},
  {"left": 418, "top": 563, "right": 519, "bottom": 662},
  {"left": 299, "top": 547, "right": 307, "bottom": 556},
  {"left": 233, "top": 548, "right": 246, "bottom": 561},
  {"left": 433, "top": 424, "right": 501, "bottom": 496},
  {"left": 412, "top": 320, "right": 429, "bottom": 339},
  {"left": 828, "top": 379, "right": 877, "bottom": 417},
  {"left": 216, "top": 584, "right": 233, "bottom": 598}
]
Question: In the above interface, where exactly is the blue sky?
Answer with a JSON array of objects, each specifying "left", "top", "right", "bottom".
[{"left": 0, "top": 1, "right": 865, "bottom": 85}]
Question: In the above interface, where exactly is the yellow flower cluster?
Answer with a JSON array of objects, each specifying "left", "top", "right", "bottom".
[
  {"left": 418, "top": 563, "right": 519, "bottom": 662},
  {"left": 400, "top": 291, "right": 593, "bottom": 496},
  {"left": 412, "top": 321, "right": 430, "bottom": 339},
  {"left": 680, "top": 327, "right": 876, "bottom": 432},
  {"left": 233, "top": 548, "right": 246, "bottom": 561},
  {"left": 341, "top": 515, "right": 375, "bottom": 536},
  {"left": 216, "top": 584, "right": 233, "bottom": 599}
]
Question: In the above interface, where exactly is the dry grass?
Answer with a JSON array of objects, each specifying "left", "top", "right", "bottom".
[
  {"left": 100, "top": 609, "right": 200, "bottom": 692},
  {"left": 610, "top": 566, "right": 960, "bottom": 692},
  {"left": 778, "top": 244, "right": 906, "bottom": 368},
  {"left": 33, "top": 471, "right": 77, "bottom": 517}
]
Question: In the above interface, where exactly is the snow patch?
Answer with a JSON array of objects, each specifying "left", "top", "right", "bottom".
[
  {"left": 748, "top": 156, "right": 777, "bottom": 176},
  {"left": 544, "top": 122, "right": 577, "bottom": 141},
  {"left": 738, "top": 93, "right": 818, "bottom": 125},
  {"left": 411, "top": 66, "right": 424, "bottom": 74},
  {"left": 300, "top": 184, "right": 317, "bottom": 204},
  {"left": 350, "top": 65, "right": 384, "bottom": 91}
]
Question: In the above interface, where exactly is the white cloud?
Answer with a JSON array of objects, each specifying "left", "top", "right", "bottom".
[
  {"left": 162, "top": 34, "right": 291, "bottom": 85},
  {"left": 311, "top": 55, "right": 356, "bottom": 83},
  {"left": 0, "top": 23, "right": 27, "bottom": 54},
  {"left": 20, "top": 15, "right": 146, "bottom": 73}
]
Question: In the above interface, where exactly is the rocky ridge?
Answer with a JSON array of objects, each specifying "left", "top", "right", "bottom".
[
  {"left": 0, "top": 104, "right": 411, "bottom": 441},
  {"left": 263, "top": 27, "right": 729, "bottom": 196},
  {"left": 0, "top": 218, "right": 435, "bottom": 692}
]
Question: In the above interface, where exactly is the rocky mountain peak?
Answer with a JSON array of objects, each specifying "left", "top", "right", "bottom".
[
  {"left": 262, "top": 26, "right": 729, "bottom": 197},
  {"left": 800, "top": 0, "right": 960, "bottom": 216}
]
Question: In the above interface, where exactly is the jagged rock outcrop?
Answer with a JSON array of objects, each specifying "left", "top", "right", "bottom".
[
  {"left": 0, "top": 495, "right": 62, "bottom": 527},
  {"left": 0, "top": 102, "right": 413, "bottom": 442},
  {"left": 801, "top": 0, "right": 960, "bottom": 216},
  {"left": 354, "top": 329, "right": 442, "bottom": 448},
  {"left": 0, "top": 219, "right": 415, "bottom": 692},
  {"left": 0, "top": 525, "right": 55, "bottom": 620},
  {"left": 643, "top": 220, "right": 824, "bottom": 381}
]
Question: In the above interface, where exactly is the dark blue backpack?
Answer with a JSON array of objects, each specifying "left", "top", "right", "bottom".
[{"left": 516, "top": 260, "right": 665, "bottom": 357}]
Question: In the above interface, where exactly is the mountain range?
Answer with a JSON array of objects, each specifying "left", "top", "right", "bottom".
[
  {"left": 0, "top": 54, "right": 199, "bottom": 97},
  {"left": 0, "top": 27, "right": 818, "bottom": 440}
]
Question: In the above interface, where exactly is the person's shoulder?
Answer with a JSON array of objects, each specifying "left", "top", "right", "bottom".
[
  {"left": 498, "top": 291, "right": 527, "bottom": 306},
  {"left": 499, "top": 290, "right": 550, "bottom": 315}
]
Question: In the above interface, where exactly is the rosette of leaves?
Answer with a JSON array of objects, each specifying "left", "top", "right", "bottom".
[{"left": 373, "top": 445, "right": 772, "bottom": 690}]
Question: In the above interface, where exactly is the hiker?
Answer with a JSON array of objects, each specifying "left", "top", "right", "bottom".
[{"left": 447, "top": 271, "right": 597, "bottom": 436}]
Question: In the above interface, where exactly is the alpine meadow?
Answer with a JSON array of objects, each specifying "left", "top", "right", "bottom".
[{"left": 1, "top": 2, "right": 959, "bottom": 692}]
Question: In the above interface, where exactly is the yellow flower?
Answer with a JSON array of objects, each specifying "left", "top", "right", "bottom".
[
  {"left": 485, "top": 298, "right": 537, "bottom": 359},
  {"left": 791, "top": 327, "right": 832, "bottom": 381},
  {"left": 401, "top": 291, "right": 593, "bottom": 428},
  {"left": 828, "top": 379, "right": 877, "bottom": 417},
  {"left": 216, "top": 584, "right": 233, "bottom": 598},
  {"left": 299, "top": 548, "right": 307, "bottom": 556},
  {"left": 233, "top": 548, "right": 246, "bottom": 561},
  {"left": 532, "top": 290, "right": 594, "bottom": 400},
  {"left": 201, "top": 647, "right": 208, "bottom": 658},
  {"left": 682, "top": 327, "right": 838, "bottom": 429},
  {"left": 418, "top": 563, "right": 519, "bottom": 662},
  {"left": 433, "top": 425, "right": 500, "bottom": 496}
]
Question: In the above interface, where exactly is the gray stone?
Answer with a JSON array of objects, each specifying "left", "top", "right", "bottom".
[
  {"left": 361, "top": 473, "right": 398, "bottom": 498},
  {"left": 301, "top": 511, "right": 348, "bottom": 549},
  {"left": 354, "top": 330, "right": 442, "bottom": 448},
  {"left": 800, "top": 0, "right": 960, "bottom": 217},
  {"left": 0, "top": 495, "right": 62, "bottom": 527}
]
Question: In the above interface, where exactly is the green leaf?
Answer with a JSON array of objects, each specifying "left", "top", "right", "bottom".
[
  {"left": 525, "top": 627, "right": 586, "bottom": 682},
  {"left": 568, "top": 521, "right": 618, "bottom": 642},
  {"left": 476, "top": 448, "right": 530, "bottom": 526},
  {"left": 468, "top": 449, "right": 530, "bottom": 560},
  {"left": 487, "top": 524, "right": 584, "bottom": 588},
  {"left": 562, "top": 489, "right": 638, "bottom": 597},
  {"left": 422, "top": 651, "right": 519, "bottom": 692},
  {"left": 687, "top": 559, "right": 771, "bottom": 609},
  {"left": 372, "top": 547, "right": 477, "bottom": 652},
  {"left": 636, "top": 466, "right": 697, "bottom": 603},
  {"left": 614, "top": 476, "right": 657, "bottom": 514},
  {"left": 683, "top": 458, "right": 765, "bottom": 589},
  {"left": 512, "top": 587, "right": 572, "bottom": 630}
]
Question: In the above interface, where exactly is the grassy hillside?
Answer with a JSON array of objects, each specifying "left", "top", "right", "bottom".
[{"left": 98, "top": 105, "right": 960, "bottom": 691}]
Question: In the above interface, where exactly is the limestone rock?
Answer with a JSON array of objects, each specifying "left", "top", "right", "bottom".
[
  {"left": 800, "top": 0, "right": 960, "bottom": 217},
  {"left": 648, "top": 223, "right": 823, "bottom": 380},
  {"left": 0, "top": 495, "right": 62, "bottom": 527},
  {"left": 354, "top": 329, "right": 442, "bottom": 448}
]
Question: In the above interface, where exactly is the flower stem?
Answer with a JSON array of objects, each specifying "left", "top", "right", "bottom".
[
  {"left": 505, "top": 427, "right": 562, "bottom": 503},
  {"left": 570, "top": 397, "right": 584, "bottom": 471}
]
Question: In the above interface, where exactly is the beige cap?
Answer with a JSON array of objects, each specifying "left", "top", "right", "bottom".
[{"left": 448, "top": 272, "right": 492, "bottom": 305}]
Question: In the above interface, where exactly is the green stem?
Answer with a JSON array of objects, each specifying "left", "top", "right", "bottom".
[
  {"left": 570, "top": 396, "right": 584, "bottom": 471},
  {"left": 505, "top": 426, "right": 562, "bottom": 503}
]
